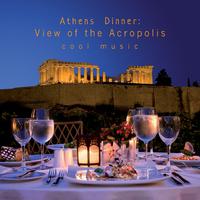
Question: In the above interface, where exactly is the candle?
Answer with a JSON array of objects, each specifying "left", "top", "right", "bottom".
[
  {"left": 53, "top": 149, "right": 65, "bottom": 168},
  {"left": 78, "top": 146, "right": 88, "bottom": 164},
  {"left": 129, "top": 137, "right": 137, "bottom": 162},
  {"left": 89, "top": 145, "right": 99, "bottom": 164},
  {"left": 64, "top": 148, "right": 74, "bottom": 167}
]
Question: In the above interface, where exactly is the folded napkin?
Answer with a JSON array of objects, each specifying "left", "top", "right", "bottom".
[
  {"left": 184, "top": 142, "right": 195, "bottom": 154},
  {"left": 0, "top": 165, "right": 13, "bottom": 175}
]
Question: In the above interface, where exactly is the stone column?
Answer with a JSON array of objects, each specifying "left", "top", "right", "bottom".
[
  {"left": 71, "top": 67, "right": 75, "bottom": 83},
  {"left": 126, "top": 70, "right": 130, "bottom": 82},
  {"left": 120, "top": 74, "right": 124, "bottom": 83},
  {"left": 53, "top": 67, "right": 57, "bottom": 83},
  {"left": 132, "top": 71, "right": 136, "bottom": 83},
  {"left": 142, "top": 72, "right": 145, "bottom": 84},
  {"left": 65, "top": 66, "right": 69, "bottom": 82},
  {"left": 96, "top": 68, "right": 100, "bottom": 82},
  {"left": 102, "top": 72, "right": 106, "bottom": 82},
  {"left": 90, "top": 67, "right": 94, "bottom": 83},
  {"left": 84, "top": 67, "right": 87, "bottom": 83},
  {"left": 149, "top": 72, "right": 153, "bottom": 84},
  {"left": 45, "top": 68, "right": 49, "bottom": 83},
  {"left": 40, "top": 71, "right": 43, "bottom": 84},
  {"left": 77, "top": 67, "right": 81, "bottom": 83}
]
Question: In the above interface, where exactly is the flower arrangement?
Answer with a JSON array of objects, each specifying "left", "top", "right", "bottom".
[{"left": 100, "top": 122, "right": 135, "bottom": 146}]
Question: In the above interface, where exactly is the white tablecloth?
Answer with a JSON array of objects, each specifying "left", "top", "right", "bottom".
[
  {"left": 0, "top": 153, "right": 200, "bottom": 200},
  {"left": 0, "top": 169, "right": 200, "bottom": 200}
]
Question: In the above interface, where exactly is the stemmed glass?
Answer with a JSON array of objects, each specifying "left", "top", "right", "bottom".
[
  {"left": 31, "top": 108, "right": 49, "bottom": 120},
  {"left": 133, "top": 114, "right": 159, "bottom": 163},
  {"left": 135, "top": 107, "right": 156, "bottom": 115},
  {"left": 12, "top": 118, "right": 32, "bottom": 171},
  {"left": 30, "top": 119, "right": 54, "bottom": 169},
  {"left": 159, "top": 116, "right": 180, "bottom": 172}
]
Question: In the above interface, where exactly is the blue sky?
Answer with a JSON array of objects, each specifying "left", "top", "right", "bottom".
[{"left": 0, "top": 0, "right": 199, "bottom": 88}]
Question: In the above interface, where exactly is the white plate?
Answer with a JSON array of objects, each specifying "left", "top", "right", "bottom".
[
  {"left": 170, "top": 153, "right": 200, "bottom": 166},
  {"left": 171, "top": 159, "right": 200, "bottom": 166},
  {"left": 47, "top": 144, "right": 76, "bottom": 151},
  {"left": 47, "top": 144, "right": 65, "bottom": 150},
  {"left": 0, "top": 171, "right": 45, "bottom": 182},
  {"left": 0, "top": 155, "right": 50, "bottom": 167},
  {"left": 66, "top": 169, "right": 169, "bottom": 186}
]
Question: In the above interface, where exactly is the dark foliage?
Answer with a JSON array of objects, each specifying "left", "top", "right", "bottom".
[
  {"left": 0, "top": 101, "right": 31, "bottom": 147},
  {"left": 192, "top": 81, "right": 199, "bottom": 87},
  {"left": 155, "top": 69, "right": 172, "bottom": 86},
  {"left": 0, "top": 102, "right": 200, "bottom": 155}
]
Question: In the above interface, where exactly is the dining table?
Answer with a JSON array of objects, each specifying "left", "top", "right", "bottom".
[{"left": 0, "top": 153, "right": 200, "bottom": 200}]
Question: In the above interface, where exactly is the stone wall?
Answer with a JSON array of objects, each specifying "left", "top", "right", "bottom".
[{"left": 0, "top": 84, "right": 199, "bottom": 115}]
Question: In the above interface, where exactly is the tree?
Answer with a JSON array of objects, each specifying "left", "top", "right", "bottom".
[
  {"left": 192, "top": 81, "right": 199, "bottom": 87},
  {"left": 187, "top": 78, "right": 191, "bottom": 87},
  {"left": 155, "top": 69, "right": 172, "bottom": 86}
]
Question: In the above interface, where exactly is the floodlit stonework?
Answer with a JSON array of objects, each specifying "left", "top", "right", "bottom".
[
  {"left": 39, "top": 59, "right": 101, "bottom": 85},
  {"left": 122, "top": 66, "right": 153, "bottom": 84},
  {"left": 39, "top": 59, "right": 153, "bottom": 85}
]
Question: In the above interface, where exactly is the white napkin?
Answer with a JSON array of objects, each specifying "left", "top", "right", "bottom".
[{"left": 0, "top": 165, "right": 13, "bottom": 175}]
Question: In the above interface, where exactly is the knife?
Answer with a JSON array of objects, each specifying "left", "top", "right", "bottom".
[
  {"left": 163, "top": 173, "right": 183, "bottom": 185},
  {"left": 172, "top": 172, "right": 190, "bottom": 184},
  {"left": 17, "top": 169, "right": 36, "bottom": 178}
]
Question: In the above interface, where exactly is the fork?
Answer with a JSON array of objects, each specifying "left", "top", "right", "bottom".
[
  {"left": 53, "top": 170, "right": 65, "bottom": 185},
  {"left": 46, "top": 169, "right": 57, "bottom": 184}
]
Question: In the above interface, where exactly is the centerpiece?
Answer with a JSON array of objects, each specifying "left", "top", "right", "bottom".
[{"left": 100, "top": 122, "right": 136, "bottom": 164}]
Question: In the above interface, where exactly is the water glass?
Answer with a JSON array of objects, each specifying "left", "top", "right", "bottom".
[
  {"left": 159, "top": 116, "right": 180, "bottom": 172},
  {"left": 31, "top": 108, "right": 49, "bottom": 120},
  {"left": 133, "top": 115, "right": 159, "bottom": 163},
  {"left": 12, "top": 118, "right": 32, "bottom": 171},
  {"left": 30, "top": 119, "right": 54, "bottom": 169}
]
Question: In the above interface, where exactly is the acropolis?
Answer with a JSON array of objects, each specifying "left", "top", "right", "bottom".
[{"left": 39, "top": 59, "right": 153, "bottom": 85}]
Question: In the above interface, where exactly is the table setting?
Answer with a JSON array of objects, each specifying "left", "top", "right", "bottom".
[{"left": 0, "top": 107, "right": 200, "bottom": 200}]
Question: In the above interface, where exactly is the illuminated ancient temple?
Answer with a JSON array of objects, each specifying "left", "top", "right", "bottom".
[
  {"left": 39, "top": 59, "right": 153, "bottom": 85},
  {"left": 120, "top": 66, "right": 153, "bottom": 84},
  {"left": 39, "top": 59, "right": 101, "bottom": 85}
]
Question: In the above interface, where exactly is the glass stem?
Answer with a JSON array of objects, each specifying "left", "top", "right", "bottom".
[
  {"left": 21, "top": 145, "right": 26, "bottom": 170},
  {"left": 167, "top": 145, "right": 171, "bottom": 172},
  {"left": 145, "top": 143, "right": 148, "bottom": 162},
  {"left": 41, "top": 144, "right": 45, "bottom": 169}
]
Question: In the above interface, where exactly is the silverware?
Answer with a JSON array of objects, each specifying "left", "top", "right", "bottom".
[
  {"left": 53, "top": 170, "right": 65, "bottom": 185},
  {"left": 163, "top": 173, "right": 183, "bottom": 185},
  {"left": 18, "top": 169, "right": 36, "bottom": 178},
  {"left": 46, "top": 168, "right": 57, "bottom": 184},
  {"left": 172, "top": 172, "right": 190, "bottom": 184}
]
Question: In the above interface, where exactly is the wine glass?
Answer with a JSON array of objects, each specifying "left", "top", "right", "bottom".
[
  {"left": 30, "top": 119, "right": 54, "bottom": 169},
  {"left": 159, "top": 116, "right": 180, "bottom": 172},
  {"left": 135, "top": 107, "right": 156, "bottom": 115},
  {"left": 12, "top": 118, "right": 32, "bottom": 171},
  {"left": 133, "top": 115, "right": 159, "bottom": 163},
  {"left": 31, "top": 108, "right": 49, "bottom": 120},
  {"left": 133, "top": 107, "right": 156, "bottom": 156}
]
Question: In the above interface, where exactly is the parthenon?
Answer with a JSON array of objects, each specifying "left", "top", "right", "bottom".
[
  {"left": 39, "top": 59, "right": 101, "bottom": 85},
  {"left": 39, "top": 59, "right": 153, "bottom": 85}
]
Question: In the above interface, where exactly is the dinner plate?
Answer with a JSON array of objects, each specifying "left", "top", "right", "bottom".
[
  {"left": 66, "top": 168, "right": 169, "bottom": 186},
  {"left": 0, "top": 171, "right": 46, "bottom": 182},
  {"left": 171, "top": 159, "right": 200, "bottom": 166},
  {"left": 47, "top": 144, "right": 76, "bottom": 151},
  {"left": 47, "top": 144, "right": 65, "bottom": 150},
  {"left": 0, "top": 155, "right": 50, "bottom": 167},
  {"left": 170, "top": 153, "right": 200, "bottom": 166}
]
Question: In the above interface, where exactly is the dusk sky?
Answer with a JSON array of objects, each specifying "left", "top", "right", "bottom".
[{"left": 0, "top": 0, "right": 199, "bottom": 89}]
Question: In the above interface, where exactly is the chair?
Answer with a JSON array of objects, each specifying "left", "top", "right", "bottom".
[{"left": 28, "top": 121, "right": 83, "bottom": 154}]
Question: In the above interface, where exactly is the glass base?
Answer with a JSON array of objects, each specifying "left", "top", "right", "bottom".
[{"left": 31, "top": 164, "right": 52, "bottom": 170}]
